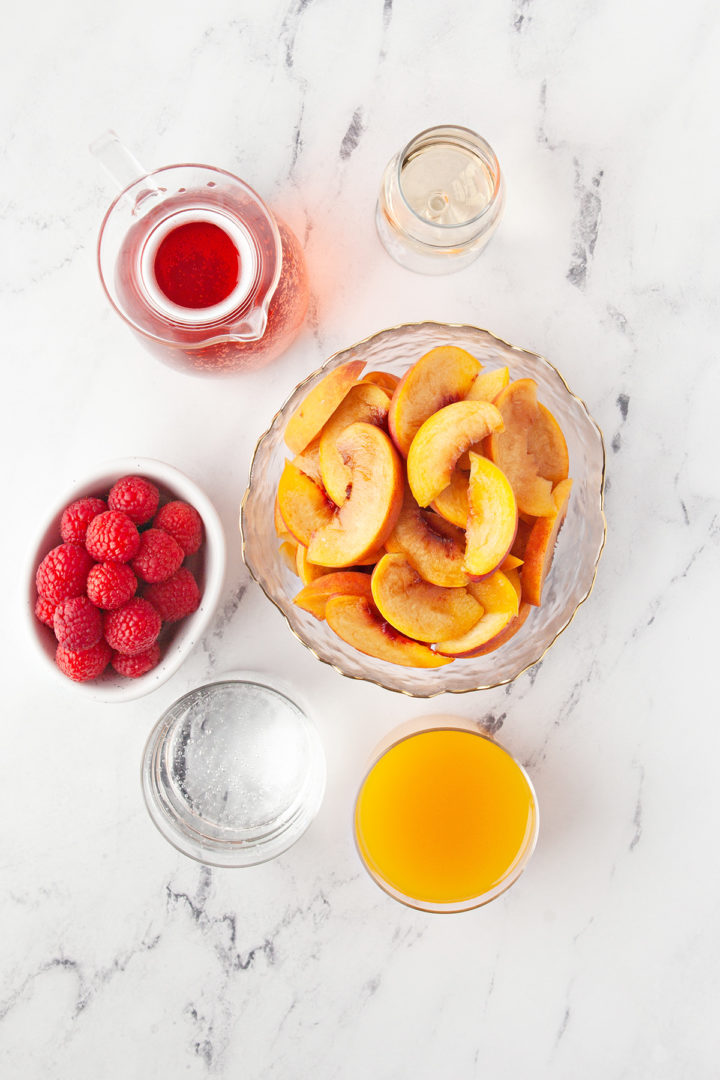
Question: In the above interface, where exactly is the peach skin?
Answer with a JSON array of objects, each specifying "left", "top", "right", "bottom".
[{"left": 521, "top": 478, "right": 573, "bottom": 606}]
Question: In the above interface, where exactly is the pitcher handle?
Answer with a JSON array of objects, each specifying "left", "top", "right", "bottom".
[{"left": 90, "top": 130, "right": 153, "bottom": 192}]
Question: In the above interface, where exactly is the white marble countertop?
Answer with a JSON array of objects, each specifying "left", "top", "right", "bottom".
[{"left": 2, "top": 1, "right": 719, "bottom": 1076}]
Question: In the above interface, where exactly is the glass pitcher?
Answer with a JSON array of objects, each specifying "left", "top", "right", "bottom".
[{"left": 93, "top": 132, "right": 309, "bottom": 376}]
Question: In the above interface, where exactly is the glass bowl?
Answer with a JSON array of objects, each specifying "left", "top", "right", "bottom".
[{"left": 240, "top": 322, "right": 606, "bottom": 697}]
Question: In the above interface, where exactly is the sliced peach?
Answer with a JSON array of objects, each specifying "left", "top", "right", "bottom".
[
  {"left": 277, "top": 460, "right": 335, "bottom": 546},
  {"left": 466, "top": 366, "right": 510, "bottom": 402},
  {"left": 407, "top": 400, "right": 504, "bottom": 508},
  {"left": 431, "top": 470, "right": 469, "bottom": 529},
  {"left": 292, "top": 436, "right": 323, "bottom": 485},
  {"left": 521, "top": 478, "right": 573, "bottom": 606},
  {"left": 435, "top": 570, "right": 519, "bottom": 657},
  {"left": 464, "top": 453, "right": 518, "bottom": 579},
  {"left": 325, "top": 594, "right": 452, "bottom": 668},
  {"left": 511, "top": 517, "right": 534, "bottom": 561},
  {"left": 274, "top": 496, "right": 292, "bottom": 541},
  {"left": 319, "top": 383, "right": 390, "bottom": 505},
  {"left": 528, "top": 404, "right": 570, "bottom": 484},
  {"left": 388, "top": 346, "right": 481, "bottom": 457},
  {"left": 296, "top": 544, "right": 331, "bottom": 585},
  {"left": 470, "top": 600, "right": 532, "bottom": 657},
  {"left": 294, "top": 571, "right": 373, "bottom": 620},
  {"left": 385, "top": 484, "right": 469, "bottom": 587},
  {"left": 307, "top": 423, "right": 403, "bottom": 567},
  {"left": 504, "top": 566, "right": 523, "bottom": 603},
  {"left": 284, "top": 360, "right": 366, "bottom": 454},
  {"left": 487, "top": 380, "right": 556, "bottom": 517},
  {"left": 371, "top": 553, "right": 483, "bottom": 643},
  {"left": 279, "top": 540, "right": 299, "bottom": 574},
  {"left": 362, "top": 371, "right": 400, "bottom": 394},
  {"left": 456, "top": 367, "right": 511, "bottom": 467},
  {"left": 501, "top": 554, "right": 524, "bottom": 572}
]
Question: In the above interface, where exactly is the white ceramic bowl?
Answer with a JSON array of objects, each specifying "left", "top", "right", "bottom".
[
  {"left": 27, "top": 457, "right": 226, "bottom": 703},
  {"left": 241, "top": 322, "right": 606, "bottom": 697}
]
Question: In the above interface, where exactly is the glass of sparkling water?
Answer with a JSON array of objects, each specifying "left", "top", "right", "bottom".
[
  {"left": 376, "top": 125, "right": 505, "bottom": 274},
  {"left": 142, "top": 674, "right": 326, "bottom": 866}
]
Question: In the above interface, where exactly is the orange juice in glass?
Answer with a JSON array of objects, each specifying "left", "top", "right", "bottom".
[{"left": 354, "top": 717, "right": 538, "bottom": 912}]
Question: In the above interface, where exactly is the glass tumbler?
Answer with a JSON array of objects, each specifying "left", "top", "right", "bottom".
[
  {"left": 354, "top": 715, "right": 538, "bottom": 912},
  {"left": 376, "top": 125, "right": 505, "bottom": 274},
  {"left": 142, "top": 674, "right": 326, "bottom": 867}
]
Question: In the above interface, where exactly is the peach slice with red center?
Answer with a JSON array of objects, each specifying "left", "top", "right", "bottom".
[
  {"left": 435, "top": 570, "right": 519, "bottom": 657},
  {"left": 294, "top": 571, "right": 373, "bottom": 620},
  {"left": 307, "top": 423, "right": 403, "bottom": 567},
  {"left": 362, "top": 371, "right": 400, "bottom": 394},
  {"left": 319, "top": 383, "right": 390, "bottom": 505},
  {"left": 325, "top": 594, "right": 452, "bottom": 668},
  {"left": 385, "top": 484, "right": 469, "bottom": 587},
  {"left": 388, "top": 346, "right": 481, "bottom": 457},
  {"left": 277, "top": 461, "right": 335, "bottom": 546},
  {"left": 371, "top": 553, "right": 484, "bottom": 643},
  {"left": 521, "top": 478, "right": 573, "bottom": 606},
  {"left": 487, "top": 379, "right": 558, "bottom": 517},
  {"left": 407, "top": 400, "right": 504, "bottom": 509},
  {"left": 431, "top": 470, "right": 470, "bottom": 529},
  {"left": 463, "top": 452, "right": 518, "bottom": 579},
  {"left": 284, "top": 359, "right": 366, "bottom": 454}
]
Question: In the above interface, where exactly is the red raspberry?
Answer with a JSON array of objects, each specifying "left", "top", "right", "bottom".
[
  {"left": 145, "top": 567, "right": 201, "bottom": 622},
  {"left": 111, "top": 642, "right": 162, "bottom": 678},
  {"left": 85, "top": 511, "right": 140, "bottom": 563},
  {"left": 104, "top": 597, "right": 161, "bottom": 656},
  {"left": 53, "top": 596, "right": 103, "bottom": 651},
  {"left": 108, "top": 476, "right": 160, "bottom": 525},
  {"left": 86, "top": 562, "right": 137, "bottom": 610},
  {"left": 35, "top": 594, "right": 58, "bottom": 627},
  {"left": 131, "top": 528, "right": 183, "bottom": 583},
  {"left": 154, "top": 501, "right": 204, "bottom": 556},
  {"left": 60, "top": 497, "right": 107, "bottom": 543},
  {"left": 56, "top": 639, "right": 111, "bottom": 682},
  {"left": 36, "top": 543, "right": 93, "bottom": 603}
]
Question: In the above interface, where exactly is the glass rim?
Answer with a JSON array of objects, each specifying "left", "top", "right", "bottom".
[
  {"left": 395, "top": 124, "right": 503, "bottom": 233},
  {"left": 353, "top": 722, "right": 539, "bottom": 913}
]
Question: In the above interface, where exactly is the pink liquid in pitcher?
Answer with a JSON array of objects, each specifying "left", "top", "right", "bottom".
[{"left": 103, "top": 168, "right": 308, "bottom": 375}]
